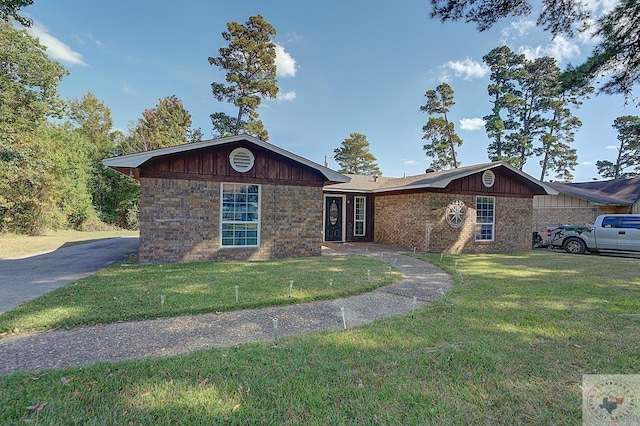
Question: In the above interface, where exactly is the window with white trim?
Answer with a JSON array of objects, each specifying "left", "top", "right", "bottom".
[
  {"left": 475, "top": 196, "right": 495, "bottom": 241},
  {"left": 354, "top": 196, "right": 366, "bottom": 236},
  {"left": 221, "top": 183, "right": 260, "bottom": 247}
]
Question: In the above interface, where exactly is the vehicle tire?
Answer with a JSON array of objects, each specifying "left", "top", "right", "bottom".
[{"left": 563, "top": 237, "right": 586, "bottom": 254}]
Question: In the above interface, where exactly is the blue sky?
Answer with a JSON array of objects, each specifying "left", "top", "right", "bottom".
[{"left": 23, "top": 0, "right": 636, "bottom": 182}]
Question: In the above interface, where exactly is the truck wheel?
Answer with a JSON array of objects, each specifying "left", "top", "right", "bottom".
[{"left": 563, "top": 237, "right": 586, "bottom": 254}]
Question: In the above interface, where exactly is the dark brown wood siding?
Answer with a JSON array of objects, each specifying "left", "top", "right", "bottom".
[
  {"left": 344, "top": 193, "right": 375, "bottom": 242},
  {"left": 443, "top": 169, "right": 536, "bottom": 197},
  {"left": 140, "top": 142, "right": 325, "bottom": 186},
  {"left": 376, "top": 169, "right": 537, "bottom": 199}
]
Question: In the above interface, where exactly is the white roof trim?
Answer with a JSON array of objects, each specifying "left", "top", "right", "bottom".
[{"left": 102, "top": 134, "right": 349, "bottom": 183}]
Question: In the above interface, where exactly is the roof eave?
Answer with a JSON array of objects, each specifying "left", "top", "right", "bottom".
[{"left": 102, "top": 135, "right": 349, "bottom": 183}]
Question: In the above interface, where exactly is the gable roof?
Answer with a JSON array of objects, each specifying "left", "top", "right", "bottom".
[
  {"left": 546, "top": 177, "right": 640, "bottom": 206},
  {"left": 102, "top": 134, "right": 349, "bottom": 183},
  {"left": 325, "top": 162, "right": 558, "bottom": 195}
]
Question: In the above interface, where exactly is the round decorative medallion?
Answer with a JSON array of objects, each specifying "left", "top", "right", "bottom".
[{"left": 446, "top": 200, "right": 466, "bottom": 228}]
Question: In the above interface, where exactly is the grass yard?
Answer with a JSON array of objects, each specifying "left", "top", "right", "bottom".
[
  {"left": 0, "top": 256, "right": 400, "bottom": 335},
  {"left": 0, "top": 230, "right": 138, "bottom": 259},
  {"left": 1, "top": 251, "right": 639, "bottom": 424}
]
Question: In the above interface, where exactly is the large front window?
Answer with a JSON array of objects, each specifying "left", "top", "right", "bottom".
[
  {"left": 221, "top": 183, "right": 260, "bottom": 247},
  {"left": 354, "top": 196, "right": 366, "bottom": 236},
  {"left": 475, "top": 196, "right": 495, "bottom": 241}
]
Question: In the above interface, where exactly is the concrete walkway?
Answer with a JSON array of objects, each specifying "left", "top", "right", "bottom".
[{"left": 0, "top": 244, "right": 454, "bottom": 375}]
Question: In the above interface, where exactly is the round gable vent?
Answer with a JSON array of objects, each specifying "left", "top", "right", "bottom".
[
  {"left": 229, "top": 147, "right": 255, "bottom": 173},
  {"left": 482, "top": 170, "right": 495, "bottom": 188}
]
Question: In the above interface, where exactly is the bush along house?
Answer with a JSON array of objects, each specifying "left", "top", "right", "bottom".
[
  {"left": 103, "top": 135, "right": 349, "bottom": 263},
  {"left": 323, "top": 162, "right": 557, "bottom": 253},
  {"left": 104, "top": 136, "right": 557, "bottom": 263}
]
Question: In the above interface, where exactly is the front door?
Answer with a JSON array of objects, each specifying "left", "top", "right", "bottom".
[{"left": 325, "top": 196, "right": 343, "bottom": 242}]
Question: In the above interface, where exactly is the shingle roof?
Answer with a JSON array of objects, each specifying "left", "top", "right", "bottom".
[
  {"left": 102, "top": 134, "right": 349, "bottom": 183},
  {"left": 546, "top": 177, "right": 640, "bottom": 206},
  {"left": 325, "top": 162, "right": 557, "bottom": 195}
]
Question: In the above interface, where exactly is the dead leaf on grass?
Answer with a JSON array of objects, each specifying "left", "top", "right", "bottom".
[
  {"left": 26, "top": 401, "right": 47, "bottom": 414},
  {"left": 232, "top": 404, "right": 241, "bottom": 412}
]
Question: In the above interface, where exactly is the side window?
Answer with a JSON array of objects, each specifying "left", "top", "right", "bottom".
[
  {"left": 220, "top": 183, "right": 260, "bottom": 247},
  {"left": 354, "top": 196, "right": 366, "bottom": 237},
  {"left": 601, "top": 217, "right": 616, "bottom": 228},
  {"left": 475, "top": 196, "right": 495, "bottom": 241},
  {"left": 620, "top": 217, "right": 640, "bottom": 229}
]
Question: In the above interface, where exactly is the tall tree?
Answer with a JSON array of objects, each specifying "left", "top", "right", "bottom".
[
  {"left": 0, "top": 129, "right": 55, "bottom": 234},
  {"left": 40, "top": 123, "right": 94, "bottom": 229},
  {"left": 482, "top": 46, "right": 525, "bottom": 162},
  {"left": 208, "top": 15, "right": 278, "bottom": 141},
  {"left": 430, "top": 0, "right": 640, "bottom": 103},
  {"left": 596, "top": 116, "right": 640, "bottom": 179},
  {"left": 333, "top": 133, "right": 382, "bottom": 175},
  {"left": 535, "top": 77, "right": 584, "bottom": 181},
  {"left": 66, "top": 92, "right": 140, "bottom": 229},
  {"left": 67, "top": 92, "right": 117, "bottom": 160},
  {"left": 0, "top": 0, "right": 33, "bottom": 27},
  {"left": 420, "top": 82, "right": 462, "bottom": 169},
  {"left": 482, "top": 46, "right": 584, "bottom": 178},
  {"left": 119, "top": 95, "right": 193, "bottom": 155},
  {"left": 501, "top": 56, "right": 558, "bottom": 169},
  {"left": 0, "top": 21, "right": 68, "bottom": 142},
  {"left": 0, "top": 22, "right": 68, "bottom": 234}
]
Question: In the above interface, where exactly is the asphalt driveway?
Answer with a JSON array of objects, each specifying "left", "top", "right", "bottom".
[{"left": 0, "top": 237, "right": 139, "bottom": 314}]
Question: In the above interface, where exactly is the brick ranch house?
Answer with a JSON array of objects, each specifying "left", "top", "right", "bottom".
[
  {"left": 103, "top": 135, "right": 348, "bottom": 263},
  {"left": 324, "top": 162, "right": 557, "bottom": 253},
  {"left": 104, "top": 136, "right": 557, "bottom": 263}
]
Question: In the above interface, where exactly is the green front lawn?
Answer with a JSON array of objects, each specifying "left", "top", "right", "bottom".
[
  {"left": 0, "top": 256, "right": 400, "bottom": 335},
  {"left": 1, "top": 252, "right": 639, "bottom": 424}
]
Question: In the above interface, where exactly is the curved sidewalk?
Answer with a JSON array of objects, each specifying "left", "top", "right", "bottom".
[{"left": 0, "top": 244, "right": 454, "bottom": 375}]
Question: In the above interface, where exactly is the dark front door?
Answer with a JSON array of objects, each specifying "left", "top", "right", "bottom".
[{"left": 325, "top": 197, "right": 343, "bottom": 242}]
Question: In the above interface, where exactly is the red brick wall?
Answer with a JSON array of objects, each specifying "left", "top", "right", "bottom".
[
  {"left": 374, "top": 192, "right": 533, "bottom": 253},
  {"left": 139, "top": 177, "right": 323, "bottom": 263}
]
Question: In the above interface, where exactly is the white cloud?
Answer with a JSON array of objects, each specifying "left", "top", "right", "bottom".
[
  {"left": 584, "top": 0, "right": 619, "bottom": 16},
  {"left": 606, "top": 145, "right": 618, "bottom": 150},
  {"left": 277, "top": 90, "right": 296, "bottom": 101},
  {"left": 275, "top": 43, "right": 297, "bottom": 77},
  {"left": 581, "top": 161, "right": 593, "bottom": 165},
  {"left": 27, "top": 21, "right": 88, "bottom": 66},
  {"left": 444, "top": 58, "right": 489, "bottom": 80},
  {"left": 519, "top": 35, "right": 581, "bottom": 64},
  {"left": 501, "top": 19, "right": 536, "bottom": 42},
  {"left": 460, "top": 118, "right": 486, "bottom": 130},
  {"left": 403, "top": 159, "right": 418, "bottom": 165}
]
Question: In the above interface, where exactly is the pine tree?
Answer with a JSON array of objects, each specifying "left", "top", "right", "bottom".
[{"left": 333, "top": 133, "right": 382, "bottom": 175}]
